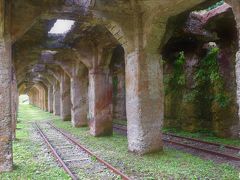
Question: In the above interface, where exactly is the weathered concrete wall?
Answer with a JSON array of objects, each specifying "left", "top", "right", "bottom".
[
  {"left": 110, "top": 46, "right": 126, "bottom": 121},
  {"left": 163, "top": 3, "right": 239, "bottom": 137}
]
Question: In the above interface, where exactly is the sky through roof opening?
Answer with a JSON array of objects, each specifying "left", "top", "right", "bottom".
[{"left": 49, "top": 19, "right": 75, "bottom": 34}]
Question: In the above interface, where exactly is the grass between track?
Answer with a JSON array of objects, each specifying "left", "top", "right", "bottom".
[
  {"left": 1, "top": 104, "right": 239, "bottom": 179},
  {"left": 113, "top": 119, "right": 240, "bottom": 147},
  {"left": 0, "top": 104, "right": 70, "bottom": 180},
  {"left": 54, "top": 118, "right": 239, "bottom": 179}
]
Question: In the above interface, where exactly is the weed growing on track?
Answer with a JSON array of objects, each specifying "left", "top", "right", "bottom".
[
  {"left": 114, "top": 119, "right": 240, "bottom": 147},
  {"left": 2, "top": 104, "right": 238, "bottom": 179},
  {"left": 53, "top": 118, "right": 239, "bottom": 179},
  {"left": 162, "top": 128, "right": 240, "bottom": 147},
  {"left": 0, "top": 104, "right": 70, "bottom": 180}
]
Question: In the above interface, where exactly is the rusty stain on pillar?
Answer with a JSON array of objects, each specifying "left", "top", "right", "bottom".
[{"left": 88, "top": 68, "right": 113, "bottom": 136}]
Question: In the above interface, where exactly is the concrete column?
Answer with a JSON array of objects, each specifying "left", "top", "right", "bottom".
[
  {"left": 125, "top": 50, "right": 163, "bottom": 154},
  {"left": 60, "top": 72, "right": 71, "bottom": 121},
  {"left": 226, "top": 0, "right": 240, "bottom": 137},
  {"left": 44, "top": 86, "right": 48, "bottom": 111},
  {"left": 39, "top": 87, "right": 44, "bottom": 110},
  {"left": 71, "top": 75, "right": 88, "bottom": 127},
  {"left": 48, "top": 86, "right": 53, "bottom": 113},
  {"left": 53, "top": 82, "right": 60, "bottom": 116},
  {"left": 0, "top": 40, "right": 13, "bottom": 171},
  {"left": 11, "top": 69, "right": 18, "bottom": 140},
  {"left": 88, "top": 68, "right": 113, "bottom": 136}
]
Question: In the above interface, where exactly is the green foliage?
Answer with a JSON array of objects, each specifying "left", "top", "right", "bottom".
[
  {"left": 183, "top": 90, "right": 198, "bottom": 103},
  {"left": 0, "top": 105, "right": 69, "bottom": 180},
  {"left": 164, "top": 51, "right": 186, "bottom": 95},
  {"left": 194, "top": 47, "right": 230, "bottom": 108},
  {"left": 207, "top": 1, "right": 224, "bottom": 11},
  {"left": 164, "top": 48, "right": 230, "bottom": 108}
]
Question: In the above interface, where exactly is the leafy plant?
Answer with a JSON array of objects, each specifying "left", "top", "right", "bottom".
[
  {"left": 194, "top": 47, "right": 230, "bottom": 108},
  {"left": 164, "top": 47, "right": 230, "bottom": 108},
  {"left": 164, "top": 51, "right": 186, "bottom": 95},
  {"left": 206, "top": 1, "right": 224, "bottom": 11}
]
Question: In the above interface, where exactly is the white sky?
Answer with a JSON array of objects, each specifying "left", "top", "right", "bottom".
[{"left": 49, "top": 19, "right": 75, "bottom": 34}]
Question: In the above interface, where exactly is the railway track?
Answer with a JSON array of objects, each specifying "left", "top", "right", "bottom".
[
  {"left": 113, "top": 124, "right": 240, "bottom": 162},
  {"left": 35, "top": 122, "right": 131, "bottom": 180}
]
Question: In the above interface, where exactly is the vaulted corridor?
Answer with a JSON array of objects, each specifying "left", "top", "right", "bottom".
[{"left": 0, "top": 0, "right": 240, "bottom": 179}]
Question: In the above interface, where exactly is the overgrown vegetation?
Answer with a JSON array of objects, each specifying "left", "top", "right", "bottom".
[
  {"left": 193, "top": 47, "right": 229, "bottom": 108},
  {"left": 164, "top": 48, "right": 229, "bottom": 108},
  {"left": 164, "top": 51, "right": 186, "bottom": 95},
  {"left": 53, "top": 116, "right": 239, "bottom": 179},
  {"left": 2, "top": 105, "right": 239, "bottom": 179},
  {"left": 0, "top": 104, "right": 69, "bottom": 180}
]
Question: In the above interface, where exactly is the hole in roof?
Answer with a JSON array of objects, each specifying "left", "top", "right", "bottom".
[{"left": 49, "top": 19, "right": 75, "bottom": 34}]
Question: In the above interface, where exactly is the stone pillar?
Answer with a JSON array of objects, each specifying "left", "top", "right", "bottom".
[
  {"left": 40, "top": 87, "right": 44, "bottom": 110},
  {"left": 125, "top": 50, "right": 163, "bottom": 154},
  {"left": 88, "top": 68, "right": 113, "bottom": 136},
  {"left": 11, "top": 69, "right": 18, "bottom": 140},
  {"left": 48, "top": 86, "right": 53, "bottom": 113},
  {"left": 71, "top": 75, "right": 88, "bottom": 127},
  {"left": 44, "top": 86, "right": 48, "bottom": 111},
  {"left": 226, "top": 0, "right": 240, "bottom": 137},
  {"left": 0, "top": 40, "right": 13, "bottom": 171},
  {"left": 53, "top": 82, "right": 60, "bottom": 116},
  {"left": 60, "top": 72, "right": 71, "bottom": 121}
]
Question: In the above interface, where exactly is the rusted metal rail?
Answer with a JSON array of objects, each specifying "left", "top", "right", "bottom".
[
  {"left": 163, "top": 138, "right": 240, "bottom": 161},
  {"left": 165, "top": 132, "right": 240, "bottom": 151},
  {"left": 113, "top": 124, "right": 240, "bottom": 161},
  {"left": 34, "top": 123, "right": 78, "bottom": 180},
  {"left": 48, "top": 122, "right": 131, "bottom": 180}
]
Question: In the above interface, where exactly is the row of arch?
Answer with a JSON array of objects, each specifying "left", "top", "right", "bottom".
[{"left": 0, "top": 0, "right": 239, "bottom": 173}]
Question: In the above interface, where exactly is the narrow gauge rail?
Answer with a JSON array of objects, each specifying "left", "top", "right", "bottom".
[
  {"left": 35, "top": 122, "right": 131, "bottom": 180},
  {"left": 113, "top": 124, "right": 240, "bottom": 161}
]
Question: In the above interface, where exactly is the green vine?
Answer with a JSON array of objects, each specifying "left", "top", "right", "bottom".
[
  {"left": 164, "top": 51, "right": 186, "bottom": 95},
  {"left": 193, "top": 47, "right": 230, "bottom": 108},
  {"left": 164, "top": 47, "right": 230, "bottom": 108}
]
